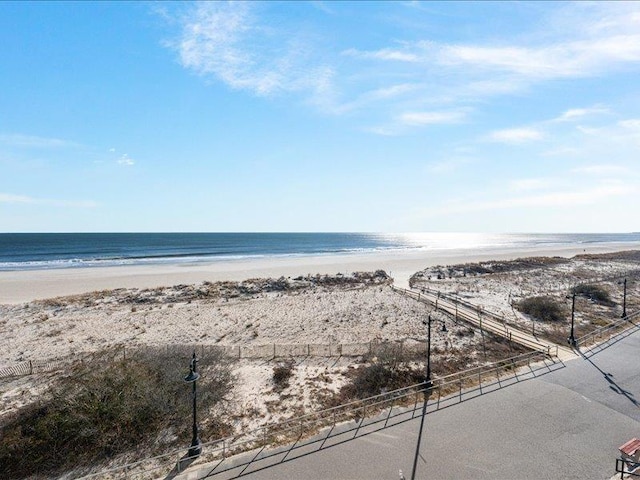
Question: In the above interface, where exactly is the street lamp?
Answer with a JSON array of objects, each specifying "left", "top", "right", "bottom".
[
  {"left": 184, "top": 351, "right": 202, "bottom": 458},
  {"left": 411, "top": 315, "right": 433, "bottom": 480},
  {"left": 622, "top": 278, "right": 627, "bottom": 318},
  {"left": 567, "top": 292, "right": 577, "bottom": 347}
]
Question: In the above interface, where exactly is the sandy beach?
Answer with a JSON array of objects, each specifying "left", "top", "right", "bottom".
[
  {"left": 2, "top": 241, "right": 639, "bottom": 304},
  {"left": 2, "top": 242, "right": 639, "bottom": 478}
]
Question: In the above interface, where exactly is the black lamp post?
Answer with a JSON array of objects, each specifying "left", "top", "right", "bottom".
[
  {"left": 411, "top": 314, "right": 432, "bottom": 480},
  {"left": 568, "top": 292, "right": 577, "bottom": 347},
  {"left": 184, "top": 352, "right": 202, "bottom": 458},
  {"left": 622, "top": 278, "right": 627, "bottom": 318}
]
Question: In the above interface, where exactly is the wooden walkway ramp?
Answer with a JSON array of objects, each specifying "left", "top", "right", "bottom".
[{"left": 392, "top": 286, "right": 577, "bottom": 362}]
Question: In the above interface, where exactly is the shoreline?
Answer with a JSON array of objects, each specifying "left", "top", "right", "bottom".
[{"left": 2, "top": 241, "right": 639, "bottom": 304}]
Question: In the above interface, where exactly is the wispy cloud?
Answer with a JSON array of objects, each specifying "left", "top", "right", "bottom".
[
  {"left": 172, "top": 2, "right": 334, "bottom": 99},
  {"left": 419, "top": 181, "right": 635, "bottom": 217},
  {"left": 572, "top": 165, "right": 630, "bottom": 176},
  {"left": 117, "top": 154, "right": 135, "bottom": 166},
  {"left": 619, "top": 119, "right": 640, "bottom": 130},
  {"left": 426, "top": 157, "right": 472, "bottom": 174},
  {"left": 0, "top": 193, "right": 97, "bottom": 208},
  {"left": 508, "top": 178, "right": 559, "bottom": 192},
  {"left": 0, "top": 133, "right": 80, "bottom": 149},
  {"left": 399, "top": 110, "right": 466, "bottom": 126},
  {"left": 164, "top": 2, "right": 640, "bottom": 133},
  {"left": 488, "top": 127, "right": 544, "bottom": 144},
  {"left": 342, "top": 47, "right": 419, "bottom": 63},
  {"left": 553, "top": 106, "right": 610, "bottom": 122}
]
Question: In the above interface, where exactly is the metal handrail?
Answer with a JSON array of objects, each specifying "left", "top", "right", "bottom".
[
  {"left": 575, "top": 310, "right": 640, "bottom": 347},
  {"left": 78, "top": 349, "right": 557, "bottom": 479},
  {"left": 392, "top": 286, "right": 558, "bottom": 356}
]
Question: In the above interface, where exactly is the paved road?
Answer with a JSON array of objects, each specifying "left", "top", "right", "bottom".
[{"left": 181, "top": 327, "right": 640, "bottom": 480}]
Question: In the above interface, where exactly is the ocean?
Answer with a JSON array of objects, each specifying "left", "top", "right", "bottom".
[{"left": 0, "top": 232, "right": 639, "bottom": 271}]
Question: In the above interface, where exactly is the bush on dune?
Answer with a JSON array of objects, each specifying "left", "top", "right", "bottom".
[
  {"left": 516, "top": 296, "right": 567, "bottom": 323},
  {"left": 0, "top": 348, "right": 234, "bottom": 479}
]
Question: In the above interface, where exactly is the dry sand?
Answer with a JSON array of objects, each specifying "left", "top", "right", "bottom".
[
  {"left": 1, "top": 241, "right": 639, "bottom": 304},
  {"left": 2, "top": 243, "right": 639, "bottom": 468}
]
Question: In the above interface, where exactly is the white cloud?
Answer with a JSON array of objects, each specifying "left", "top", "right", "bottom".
[
  {"left": 427, "top": 157, "right": 471, "bottom": 174},
  {"left": 164, "top": 1, "right": 640, "bottom": 128},
  {"left": 420, "top": 181, "right": 635, "bottom": 217},
  {"left": 342, "top": 47, "right": 419, "bottom": 63},
  {"left": 0, "top": 193, "right": 97, "bottom": 208},
  {"left": 488, "top": 127, "right": 544, "bottom": 144},
  {"left": 553, "top": 106, "right": 610, "bottom": 122},
  {"left": 399, "top": 110, "right": 466, "bottom": 126},
  {"left": 117, "top": 154, "right": 135, "bottom": 166},
  {"left": 619, "top": 119, "right": 640, "bottom": 130},
  {"left": 542, "top": 146, "right": 580, "bottom": 157},
  {"left": 0, "top": 133, "right": 79, "bottom": 149},
  {"left": 172, "top": 2, "right": 335, "bottom": 99},
  {"left": 437, "top": 34, "right": 640, "bottom": 79},
  {"left": 508, "top": 178, "right": 558, "bottom": 192},
  {"left": 572, "top": 165, "right": 630, "bottom": 176}
]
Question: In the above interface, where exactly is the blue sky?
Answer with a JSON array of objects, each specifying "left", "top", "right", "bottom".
[{"left": 1, "top": 1, "right": 639, "bottom": 233}]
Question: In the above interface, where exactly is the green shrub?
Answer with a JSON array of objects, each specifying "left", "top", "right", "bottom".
[
  {"left": 0, "top": 348, "right": 233, "bottom": 479},
  {"left": 572, "top": 284, "right": 615, "bottom": 306},
  {"left": 516, "top": 296, "right": 567, "bottom": 323}
]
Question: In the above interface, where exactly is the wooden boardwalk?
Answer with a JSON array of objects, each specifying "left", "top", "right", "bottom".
[{"left": 392, "top": 286, "right": 577, "bottom": 362}]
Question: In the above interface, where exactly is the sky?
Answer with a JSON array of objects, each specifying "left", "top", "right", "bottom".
[{"left": 1, "top": 1, "right": 639, "bottom": 233}]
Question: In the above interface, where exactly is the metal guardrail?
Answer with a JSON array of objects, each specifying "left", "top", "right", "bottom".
[
  {"left": 616, "top": 457, "right": 640, "bottom": 479},
  {"left": 576, "top": 310, "right": 640, "bottom": 351},
  {"left": 78, "top": 350, "right": 560, "bottom": 479}
]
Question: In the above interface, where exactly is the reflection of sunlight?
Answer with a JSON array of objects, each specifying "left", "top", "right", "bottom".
[{"left": 374, "top": 232, "right": 528, "bottom": 251}]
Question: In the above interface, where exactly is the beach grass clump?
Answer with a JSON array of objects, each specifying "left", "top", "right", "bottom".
[
  {"left": 516, "top": 296, "right": 567, "bottom": 323},
  {"left": 333, "top": 344, "right": 423, "bottom": 402},
  {"left": 0, "top": 348, "right": 233, "bottom": 479},
  {"left": 272, "top": 361, "right": 295, "bottom": 392},
  {"left": 572, "top": 283, "right": 615, "bottom": 306}
]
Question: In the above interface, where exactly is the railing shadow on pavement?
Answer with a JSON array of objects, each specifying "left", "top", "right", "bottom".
[
  {"left": 576, "top": 347, "right": 639, "bottom": 409},
  {"left": 170, "top": 351, "right": 566, "bottom": 480}
]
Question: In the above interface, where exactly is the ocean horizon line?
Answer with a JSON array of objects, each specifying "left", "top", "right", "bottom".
[{"left": 1, "top": 232, "right": 640, "bottom": 272}]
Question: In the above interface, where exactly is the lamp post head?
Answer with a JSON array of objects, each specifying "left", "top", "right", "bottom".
[{"left": 184, "top": 370, "right": 200, "bottom": 383}]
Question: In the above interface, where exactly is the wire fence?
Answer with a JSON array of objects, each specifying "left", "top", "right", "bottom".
[
  {"left": 78, "top": 349, "right": 561, "bottom": 480},
  {"left": 0, "top": 340, "right": 432, "bottom": 380}
]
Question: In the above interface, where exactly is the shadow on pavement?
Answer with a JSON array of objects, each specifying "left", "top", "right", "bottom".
[{"left": 577, "top": 348, "right": 639, "bottom": 409}]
